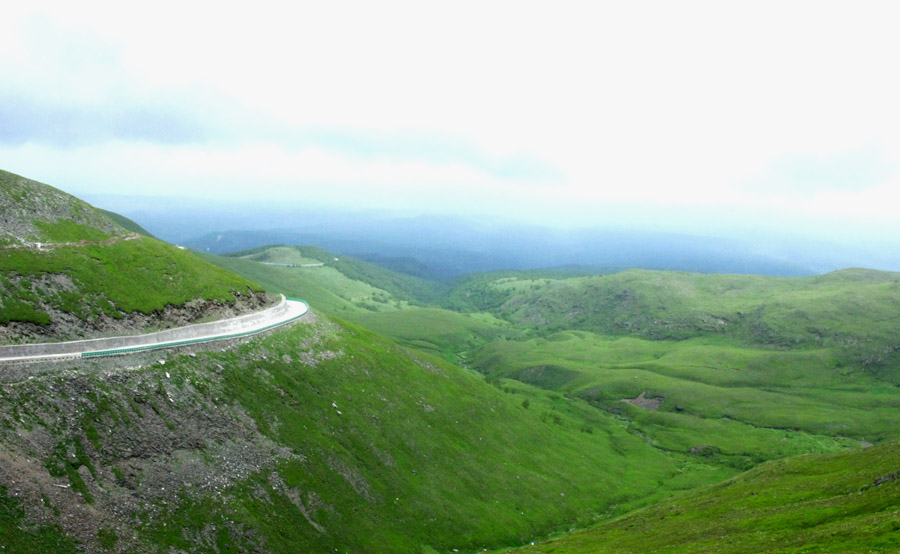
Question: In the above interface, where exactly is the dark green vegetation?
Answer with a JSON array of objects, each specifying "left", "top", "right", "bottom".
[
  {"left": 0, "top": 170, "right": 264, "bottom": 341},
  {"left": 503, "top": 440, "right": 900, "bottom": 553}
]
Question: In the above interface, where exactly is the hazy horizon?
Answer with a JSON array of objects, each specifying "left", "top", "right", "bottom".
[{"left": 4, "top": 2, "right": 900, "bottom": 248}]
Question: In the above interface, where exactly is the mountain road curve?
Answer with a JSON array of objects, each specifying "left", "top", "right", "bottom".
[{"left": 0, "top": 295, "right": 309, "bottom": 363}]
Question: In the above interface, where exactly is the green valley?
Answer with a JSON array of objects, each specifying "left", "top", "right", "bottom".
[
  {"left": 204, "top": 244, "right": 900, "bottom": 551},
  {"left": 2, "top": 172, "right": 899, "bottom": 553}
]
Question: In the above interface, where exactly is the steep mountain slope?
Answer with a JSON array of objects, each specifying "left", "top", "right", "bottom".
[
  {"left": 0, "top": 170, "right": 268, "bottom": 344},
  {"left": 209, "top": 251, "right": 900, "bottom": 482},
  {"left": 0, "top": 312, "right": 736, "bottom": 553},
  {"left": 503, "top": 440, "right": 900, "bottom": 553}
]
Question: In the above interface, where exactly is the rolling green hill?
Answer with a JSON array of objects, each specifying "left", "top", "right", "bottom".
[
  {"left": 445, "top": 268, "right": 900, "bottom": 349},
  {"left": 458, "top": 270, "right": 900, "bottom": 470},
  {"left": 0, "top": 170, "right": 266, "bottom": 343}
]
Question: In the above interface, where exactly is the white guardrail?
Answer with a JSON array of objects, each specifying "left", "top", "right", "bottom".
[{"left": 0, "top": 296, "right": 309, "bottom": 363}]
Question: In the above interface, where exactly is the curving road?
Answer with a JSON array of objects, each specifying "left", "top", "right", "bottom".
[{"left": 0, "top": 295, "right": 309, "bottom": 364}]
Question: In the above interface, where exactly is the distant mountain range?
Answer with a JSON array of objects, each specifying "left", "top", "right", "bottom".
[{"left": 84, "top": 194, "right": 900, "bottom": 281}]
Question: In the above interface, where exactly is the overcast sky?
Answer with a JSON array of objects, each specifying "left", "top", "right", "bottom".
[{"left": 2, "top": 1, "right": 900, "bottom": 241}]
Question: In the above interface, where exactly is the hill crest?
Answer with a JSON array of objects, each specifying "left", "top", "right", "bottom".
[{"left": 0, "top": 169, "right": 126, "bottom": 246}]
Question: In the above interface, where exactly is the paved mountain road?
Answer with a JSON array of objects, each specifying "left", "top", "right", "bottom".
[{"left": 0, "top": 295, "right": 309, "bottom": 363}]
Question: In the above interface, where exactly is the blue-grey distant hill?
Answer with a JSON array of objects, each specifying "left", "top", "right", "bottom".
[{"left": 84, "top": 195, "right": 900, "bottom": 281}]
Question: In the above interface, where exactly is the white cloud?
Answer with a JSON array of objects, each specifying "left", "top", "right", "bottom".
[{"left": 3, "top": 0, "right": 900, "bottom": 240}]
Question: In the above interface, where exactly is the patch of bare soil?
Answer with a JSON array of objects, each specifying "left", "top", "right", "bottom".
[{"left": 621, "top": 390, "right": 663, "bottom": 410}]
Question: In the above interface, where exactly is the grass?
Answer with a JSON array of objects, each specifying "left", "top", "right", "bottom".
[
  {"left": 187, "top": 319, "right": 734, "bottom": 552},
  {"left": 0, "top": 485, "right": 82, "bottom": 553},
  {"left": 97, "top": 208, "right": 155, "bottom": 238},
  {"left": 471, "top": 331, "right": 897, "bottom": 463},
  {"left": 0, "top": 169, "right": 123, "bottom": 243},
  {"left": 446, "top": 268, "right": 900, "bottom": 350},
  {"left": 4, "top": 219, "right": 898, "bottom": 553},
  {"left": 207, "top": 244, "right": 900, "bottom": 484},
  {"left": 0, "top": 237, "right": 261, "bottom": 327},
  {"left": 223, "top": 245, "right": 447, "bottom": 305},
  {"left": 501, "top": 440, "right": 900, "bottom": 553},
  {"left": 229, "top": 245, "right": 324, "bottom": 266},
  {"left": 0, "top": 315, "right": 738, "bottom": 553},
  {"left": 202, "top": 250, "right": 410, "bottom": 316},
  {"left": 347, "top": 307, "right": 521, "bottom": 362}
]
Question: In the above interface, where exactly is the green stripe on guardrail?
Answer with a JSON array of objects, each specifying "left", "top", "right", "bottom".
[{"left": 82, "top": 299, "right": 309, "bottom": 358}]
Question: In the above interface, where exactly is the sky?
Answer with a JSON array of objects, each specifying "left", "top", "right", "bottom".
[{"left": 2, "top": 1, "right": 900, "bottom": 242}]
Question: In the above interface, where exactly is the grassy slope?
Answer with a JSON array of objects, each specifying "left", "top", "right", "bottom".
[
  {"left": 0, "top": 237, "right": 261, "bottom": 327},
  {"left": 0, "top": 317, "right": 733, "bottom": 553},
  {"left": 1, "top": 171, "right": 261, "bottom": 332},
  {"left": 461, "top": 269, "right": 900, "bottom": 471},
  {"left": 204, "top": 320, "right": 728, "bottom": 552},
  {"left": 201, "top": 251, "right": 378, "bottom": 316},
  {"left": 224, "top": 245, "right": 446, "bottom": 305},
  {"left": 503, "top": 440, "right": 900, "bottom": 553},
  {"left": 206, "top": 247, "right": 507, "bottom": 361},
  {"left": 474, "top": 333, "right": 883, "bottom": 466},
  {"left": 182, "top": 246, "right": 900, "bottom": 550},
  {"left": 446, "top": 268, "right": 900, "bottom": 348},
  {"left": 0, "top": 169, "right": 123, "bottom": 245},
  {"left": 349, "top": 308, "right": 521, "bottom": 362},
  {"left": 97, "top": 209, "right": 156, "bottom": 238},
  {"left": 0, "top": 486, "right": 82, "bottom": 553},
  {"left": 207, "top": 247, "right": 899, "bottom": 454}
]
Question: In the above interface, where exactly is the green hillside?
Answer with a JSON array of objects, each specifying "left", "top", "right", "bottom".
[
  {"left": 225, "top": 244, "right": 447, "bottom": 304},
  {"left": 208, "top": 249, "right": 900, "bottom": 455},
  {"left": 206, "top": 250, "right": 900, "bottom": 550},
  {"left": 458, "top": 270, "right": 900, "bottom": 470},
  {"left": 502, "top": 440, "right": 900, "bottom": 553},
  {"left": 349, "top": 307, "right": 520, "bottom": 362},
  {"left": 445, "top": 268, "right": 900, "bottom": 348},
  {"left": 0, "top": 169, "right": 125, "bottom": 245},
  {"left": 0, "top": 314, "right": 736, "bottom": 553},
  {"left": 3, "top": 191, "right": 896, "bottom": 554},
  {"left": 0, "top": 170, "right": 266, "bottom": 342}
]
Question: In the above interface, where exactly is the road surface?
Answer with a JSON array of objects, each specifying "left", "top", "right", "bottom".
[{"left": 0, "top": 296, "right": 309, "bottom": 364}]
